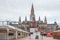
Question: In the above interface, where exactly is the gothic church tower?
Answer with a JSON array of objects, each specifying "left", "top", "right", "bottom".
[{"left": 30, "top": 4, "right": 35, "bottom": 22}]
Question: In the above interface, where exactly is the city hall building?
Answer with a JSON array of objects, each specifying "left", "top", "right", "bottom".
[{"left": 9, "top": 4, "right": 59, "bottom": 35}]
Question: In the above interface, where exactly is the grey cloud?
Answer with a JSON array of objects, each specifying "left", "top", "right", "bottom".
[
  {"left": 0, "top": 0, "right": 60, "bottom": 23},
  {"left": 35, "top": 0, "right": 60, "bottom": 11}
]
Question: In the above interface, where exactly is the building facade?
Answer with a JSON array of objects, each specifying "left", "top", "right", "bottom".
[{"left": 9, "top": 4, "right": 58, "bottom": 35}]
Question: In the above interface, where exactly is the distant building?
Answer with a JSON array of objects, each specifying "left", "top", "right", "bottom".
[
  {"left": 0, "top": 21, "right": 29, "bottom": 40},
  {"left": 9, "top": 4, "right": 59, "bottom": 35}
]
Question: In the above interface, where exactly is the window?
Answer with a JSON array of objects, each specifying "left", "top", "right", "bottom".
[
  {"left": 18, "top": 33, "right": 21, "bottom": 35},
  {"left": 30, "top": 32, "right": 33, "bottom": 34},
  {"left": 0, "top": 30, "right": 7, "bottom": 33},
  {"left": 8, "top": 33, "right": 14, "bottom": 36}
]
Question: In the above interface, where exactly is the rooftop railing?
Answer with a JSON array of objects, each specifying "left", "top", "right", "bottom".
[{"left": 0, "top": 21, "right": 18, "bottom": 26}]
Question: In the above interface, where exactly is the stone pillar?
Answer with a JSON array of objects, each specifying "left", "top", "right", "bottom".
[
  {"left": 16, "top": 31, "right": 18, "bottom": 40},
  {"left": 27, "top": 33, "right": 28, "bottom": 36},
  {"left": 24, "top": 33, "right": 26, "bottom": 37},
  {"left": 20, "top": 32, "right": 23, "bottom": 38},
  {"left": 7, "top": 28, "right": 9, "bottom": 40},
  {"left": 22, "top": 32, "right": 24, "bottom": 38},
  {"left": 23, "top": 33, "right": 24, "bottom": 37},
  {"left": 26, "top": 33, "right": 28, "bottom": 37}
]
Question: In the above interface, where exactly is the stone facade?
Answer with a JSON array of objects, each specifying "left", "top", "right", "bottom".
[{"left": 9, "top": 4, "right": 59, "bottom": 35}]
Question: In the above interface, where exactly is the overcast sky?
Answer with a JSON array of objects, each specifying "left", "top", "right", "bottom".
[{"left": 0, "top": 0, "right": 60, "bottom": 24}]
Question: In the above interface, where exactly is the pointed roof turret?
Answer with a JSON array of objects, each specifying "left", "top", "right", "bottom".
[
  {"left": 25, "top": 16, "right": 27, "bottom": 23},
  {"left": 38, "top": 16, "right": 41, "bottom": 23},
  {"left": 18, "top": 16, "right": 22, "bottom": 28},
  {"left": 39, "top": 16, "right": 40, "bottom": 21},
  {"left": 18, "top": 16, "right": 21, "bottom": 25},
  {"left": 44, "top": 16, "right": 47, "bottom": 24},
  {"left": 54, "top": 19, "right": 57, "bottom": 24}
]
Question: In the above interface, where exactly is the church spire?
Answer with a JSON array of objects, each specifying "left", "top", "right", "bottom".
[
  {"left": 44, "top": 16, "right": 47, "bottom": 24},
  {"left": 30, "top": 4, "right": 35, "bottom": 21},
  {"left": 31, "top": 4, "right": 34, "bottom": 14}
]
